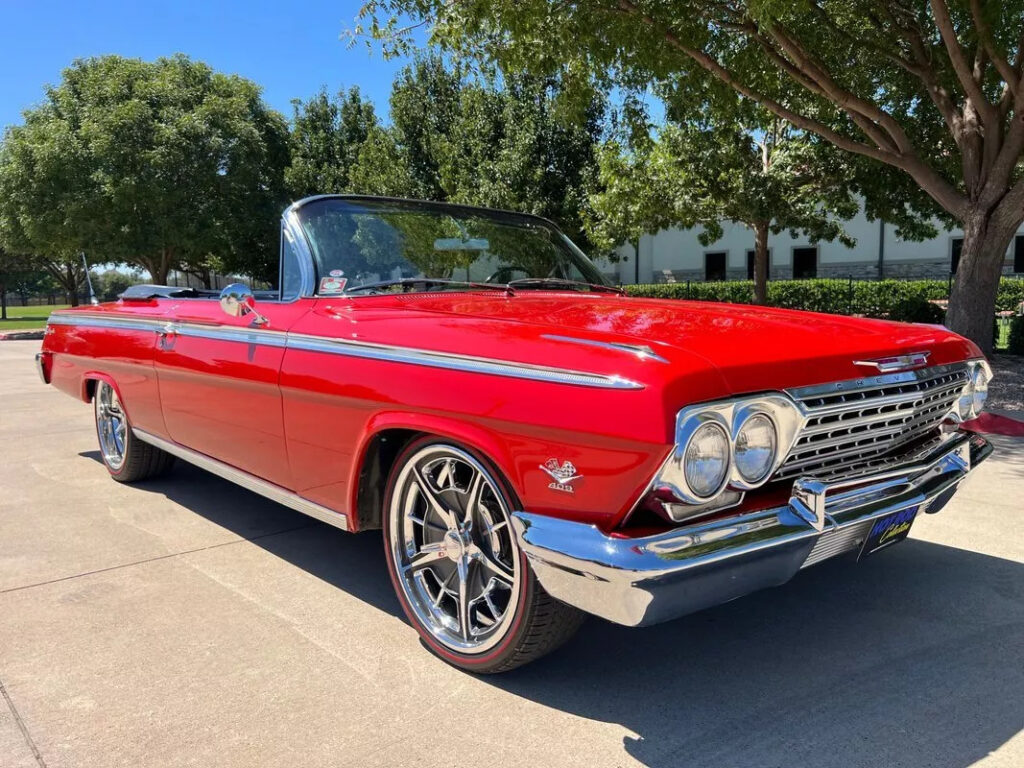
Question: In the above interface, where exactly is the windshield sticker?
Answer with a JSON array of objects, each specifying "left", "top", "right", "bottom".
[{"left": 319, "top": 276, "right": 348, "bottom": 294}]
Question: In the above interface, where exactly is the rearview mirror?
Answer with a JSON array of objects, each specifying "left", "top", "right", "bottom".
[
  {"left": 219, "top": 283, "right": 268, "bottom": 326},
  {"left": 434, "top": 237, "right": 489, "bottom": 251}
]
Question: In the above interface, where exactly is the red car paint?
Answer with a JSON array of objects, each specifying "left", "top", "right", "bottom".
[{"left": 41, "top": 290, "right": 981, "bottom": 533}]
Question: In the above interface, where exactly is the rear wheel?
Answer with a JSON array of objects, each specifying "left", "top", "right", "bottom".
[
  {"left": 383, "top": 438, "right": 584, "bottom": 673},
  {"left": 93, "top": 380, "right": 174, "bottom": 482}
]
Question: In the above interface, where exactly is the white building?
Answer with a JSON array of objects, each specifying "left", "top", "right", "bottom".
[{"left": 604, "top": 210, "right": 1024, "bottom": 284}]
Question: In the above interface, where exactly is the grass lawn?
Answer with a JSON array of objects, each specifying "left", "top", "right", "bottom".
[{"left": 0, "top": 304, "right": 70, "bottom": 331}]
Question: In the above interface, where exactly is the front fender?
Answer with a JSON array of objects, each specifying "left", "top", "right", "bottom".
[
  {"left": 347, "top": 411, "right": 522, "bottom": 528},
  {"left": 347, "top": 409, "right": 668, "bottom": 533}
]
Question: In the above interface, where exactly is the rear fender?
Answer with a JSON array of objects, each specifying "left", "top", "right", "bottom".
[{"left": 79, "top": 372, "right": 133, "bottom": 422}]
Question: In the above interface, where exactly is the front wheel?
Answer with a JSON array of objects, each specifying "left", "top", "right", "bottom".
[
  {"left": 383, "top": 439, "right": 584, "bottom": 673},
  {"left": 93, "top": 380, "right": 175, "bottom": 482}
]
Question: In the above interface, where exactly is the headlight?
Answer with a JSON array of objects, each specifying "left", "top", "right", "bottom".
[
  {"left": 683, "top": 422, "right": 731, "bottom": 498},
  {"left": 734, "top": 413, "right": 777, "bottom": 483},
  {"left": 971, "top": 363, "right": 989, "bottom": 415},
  {"left": 651, "top": 394, "right": 802, "bottom": 520}
]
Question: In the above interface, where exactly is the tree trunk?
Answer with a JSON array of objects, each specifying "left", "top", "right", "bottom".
[
  {"left": 946, "top": 212, "right": 1017, "bottom": 353},
  {"left": 1, "top": 284, "right": 7, "bottom": 320},
  {"left": 146, "top": 248, "right": 174, "bottom": 285},
  {"left": 752, "top": 221, "right": 770, "bottom": 305}
]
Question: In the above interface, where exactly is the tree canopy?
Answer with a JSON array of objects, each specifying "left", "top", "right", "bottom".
[
  {"left": 589, "top": 105, "right": 860, "bottom": 302},
  {"left": 347, "top": 54, "right": 606, "bottom": 249},
  {"left": 356, "top": 0, "right": 1024, "bottom": 349},
  {"left": 287, "top": 86, "right": 379, "bottom": 198},
  {"left": 0, "top": 54, "right": 290, "bottom": 285}
]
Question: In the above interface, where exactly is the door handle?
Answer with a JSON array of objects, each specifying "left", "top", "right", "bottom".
[{"left": 157, "top": 323, "right": 177, "bottom": 339}]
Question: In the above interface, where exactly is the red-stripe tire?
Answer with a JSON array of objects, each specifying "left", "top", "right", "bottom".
[
  {"left": 93, "top": 380, "right": 175, "bottom": 483},
  {"left": 382, "top": 437, "right": 584, "bottom": 673}
]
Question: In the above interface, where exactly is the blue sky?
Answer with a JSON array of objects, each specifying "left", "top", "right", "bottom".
[{"left": 0, "top": 0, "right": 412, "bottom": 130}]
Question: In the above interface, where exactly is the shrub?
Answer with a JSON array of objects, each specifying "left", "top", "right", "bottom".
[
  {"left": 1008, "top": 316, "right": 1024, "bottom": 356},
  {"left": 625, "top": 276, "right": 1024, "bottom": 321},
  {"left": 888, "top": 295, "right": 946, "bottom": 324}
]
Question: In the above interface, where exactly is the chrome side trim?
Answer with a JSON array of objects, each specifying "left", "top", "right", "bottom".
[
  {"left": 173, "top": 322, "right": 289, "bottom": 347},
  {"left": 47, "top": 313, "right": 167, "bottom": 333},
  {"left": 132, "top": 428, "right": 349, "bottom": 532},
  {"left": 540, "top": 334, "right": 670, "bottom": 364},
  {"left": 286, "top": 333, "right": 644, "bottom": 390},
  {"left": 48, "top": 314, "right": 641, "bottom": 390}
]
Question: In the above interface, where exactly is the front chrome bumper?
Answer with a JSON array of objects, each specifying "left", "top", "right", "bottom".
[{"left": 510, "top": 430, "right": 992, "bottom": 627}]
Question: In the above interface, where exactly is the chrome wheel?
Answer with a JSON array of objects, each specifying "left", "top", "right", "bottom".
[
  {"left": 95, "top": 381, "right": 127, "bottom": 471},
  {"left": 388, "top": 445, "right": 521, "bottom": 654}
]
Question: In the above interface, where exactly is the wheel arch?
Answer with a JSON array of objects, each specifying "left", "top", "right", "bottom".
[
  {"left": 348, "top": 412, "right": 521, "bottom": 532},
  {"left": 80, "top": 372, "right": 137, "bottom": 423}
]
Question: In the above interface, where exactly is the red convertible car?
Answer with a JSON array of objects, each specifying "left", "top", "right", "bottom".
[{"left": 37, "top": 195, "right": 993, "bottom": 672}]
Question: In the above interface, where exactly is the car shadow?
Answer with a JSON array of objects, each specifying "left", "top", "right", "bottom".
[
  {"left": 80, "top": 451, "right": 1024, "bottom": 768},
  {"left": 78, "top": 451, "right": 404, "bottom": 619},
  {"left": 493, "top": 542, "right": 1024, "bottom": 768}
]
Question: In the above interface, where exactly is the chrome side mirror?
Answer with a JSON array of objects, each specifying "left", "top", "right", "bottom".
[{"left": 219, "top": 283, "right": 268, "bottom": 326}]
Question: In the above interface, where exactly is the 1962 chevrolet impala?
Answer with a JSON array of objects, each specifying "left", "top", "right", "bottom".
[{"left": 37, "top": 195, "right": 993, "bottom": 672}]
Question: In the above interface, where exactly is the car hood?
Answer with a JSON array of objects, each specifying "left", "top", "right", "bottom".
[{"left": 352, "top": 292, "right": 980, "bottom": 395}]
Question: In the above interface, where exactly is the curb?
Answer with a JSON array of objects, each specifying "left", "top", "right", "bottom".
[
  {"left": 963, "top": 411, "right": 1024, "bottom": 437},
  {"left": 0, "top": 330, "right": 45, "bottom": 341}
]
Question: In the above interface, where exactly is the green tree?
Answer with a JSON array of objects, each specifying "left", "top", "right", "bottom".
[
  {"left": 351, "top": 54, "right": 467, "bottom": 200},
  {"left": 0, "top": 249, "right": 33, "bottom": 318},
  {"left": 0, "top": 54, "right": 289, "bottom": 285},
  {"left": 93, "top": 269, "right": 134, "bottom": 302},
  {"left": 349, "top": 54, "right": 605, "bottom": 249},
  {"left": 450, "top": 74, "right": 606, "bottom": 249},
  {"left": 589, "top": 109, "right": 859, "bottom": 302},
  {"left": 356, "top": 0, "right": 1024, "bottom": 350},
  {"left": 287, "top": 86, "right": 379, "bottom": 198}
]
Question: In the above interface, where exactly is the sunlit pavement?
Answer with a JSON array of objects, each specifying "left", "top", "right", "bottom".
[{"left": 1, "top": 339, "right": 1022, "bottom": 768}]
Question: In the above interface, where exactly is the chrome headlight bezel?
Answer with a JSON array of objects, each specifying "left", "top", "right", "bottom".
[
  {"left": 970, "top": 360, "right": 990, "bottom": 415},
  {"left": 653, "top": 394, "right": 804, "bottom": 508},
  {"left": 953, "top": 358, "right": 991, "bottom": 421}
]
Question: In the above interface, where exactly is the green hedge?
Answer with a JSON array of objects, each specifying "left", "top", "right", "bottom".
[
  {"left": 626, "top": 277, "right": 1024, "bottom": 319},
  {"left": 1009, "top": 316, "right": 1024, "bottom": 355}
]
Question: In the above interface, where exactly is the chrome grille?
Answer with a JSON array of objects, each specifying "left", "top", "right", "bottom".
[{"left": 777, "top": 364, "right": 968, "bottom": 482}]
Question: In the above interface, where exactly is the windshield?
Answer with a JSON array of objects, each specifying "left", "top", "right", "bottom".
[{"left": 292, "top": 197, "right": 609, "bottom": 294}]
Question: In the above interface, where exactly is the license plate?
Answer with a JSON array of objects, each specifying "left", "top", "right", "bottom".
[{"left": 858, "top": 506, "right": 919, "bottom": 560}]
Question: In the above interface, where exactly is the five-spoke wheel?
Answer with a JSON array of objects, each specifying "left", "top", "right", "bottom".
[
  {"left": 95, "top": 380, "right": 128, "bottom": 471},
  {"left": 92, "top": 380, "right": 175, "bottom": 482},
  {"left": 383, "top": 438, "right": 584, "bottom": 672}
]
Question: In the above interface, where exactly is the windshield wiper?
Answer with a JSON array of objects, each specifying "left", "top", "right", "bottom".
[
  {"left": 505, "top": 278, "right": 625, "bottom": 295},
  {"left": 344, "top": 278, "right": 509, "bottom": 295}
]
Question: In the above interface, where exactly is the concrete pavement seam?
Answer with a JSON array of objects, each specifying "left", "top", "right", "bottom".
[
  {"left": 0, "top": 523, "right": 316, "bottom": 596},
  {"left": 0, "top": 675, "right": 47, "bottom": 768}
]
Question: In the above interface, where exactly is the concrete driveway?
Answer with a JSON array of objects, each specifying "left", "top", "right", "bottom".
[{"left": 1, "top": 339, "right": 1022, "bottom": 768}]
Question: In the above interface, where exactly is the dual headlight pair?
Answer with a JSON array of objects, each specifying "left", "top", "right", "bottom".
[
  {"left": 653, "top": 358, "right": 991, "bottom": 523},
  {"left": 955, "top": 359, "right": 991, "bottom": 421},
  {"left": 653, "top": 395, "right": 803, "bottom": 514}
]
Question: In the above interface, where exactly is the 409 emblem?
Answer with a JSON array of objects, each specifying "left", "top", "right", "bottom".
[{"left": 540, "top": 459, "right": 582, "bottom": 493}]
